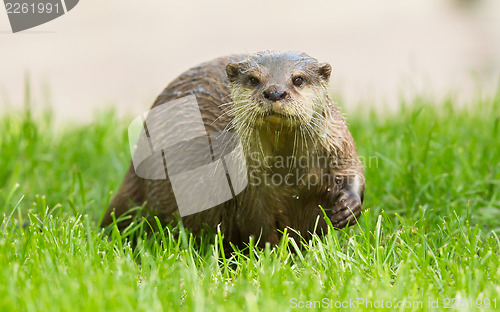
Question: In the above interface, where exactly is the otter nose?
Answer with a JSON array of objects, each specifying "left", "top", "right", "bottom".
[{"left": 263, "top": 89, "right": 288, "bottom": 102}]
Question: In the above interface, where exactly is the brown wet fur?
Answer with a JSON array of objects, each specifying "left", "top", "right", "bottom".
[{"left": 101, "top": 51, "right": 365, "bottom": 248}]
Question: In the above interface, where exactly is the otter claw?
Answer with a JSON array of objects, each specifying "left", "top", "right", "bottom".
[{"left": 329, "top": 190, "right": 361, "bottom": 229}]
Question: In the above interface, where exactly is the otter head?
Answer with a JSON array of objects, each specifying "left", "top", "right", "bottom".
[{"left": 226, "top": 51, "right": 332, "bottom": 128}]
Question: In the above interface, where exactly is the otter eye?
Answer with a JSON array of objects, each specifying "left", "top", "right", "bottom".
[
  {"left": 248, "top": 76, "right": 260, "bottom": 87},
  {"left": 292, "top": 76, "right": 304, "bottom": 87}
]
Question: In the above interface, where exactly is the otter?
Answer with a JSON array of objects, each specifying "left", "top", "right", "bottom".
[{"left": 101, "top": 51, "right": 365, "bottom": 248}]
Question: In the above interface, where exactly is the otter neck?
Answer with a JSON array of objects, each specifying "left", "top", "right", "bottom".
[{"left": 243, "top": 121, "right": 325, "bottom": 171}]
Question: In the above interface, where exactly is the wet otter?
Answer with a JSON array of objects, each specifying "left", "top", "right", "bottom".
[{"left": 101, "top": 51, "right": 365, "bottom": 247}]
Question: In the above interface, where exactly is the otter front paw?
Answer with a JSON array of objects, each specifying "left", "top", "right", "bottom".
[{"left": 328, "top": 190, "right": 362, "bottom": 229}]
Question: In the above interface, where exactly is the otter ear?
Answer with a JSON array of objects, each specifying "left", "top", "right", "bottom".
[
  {"left": 226, "top": 63, "right": 241, "bottom": 83},
  {"left": 318, "top": 63, "right": 332, "bottom": 82}
]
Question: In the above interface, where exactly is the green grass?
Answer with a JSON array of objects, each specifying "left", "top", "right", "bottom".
[{"left": 1, "top": 91, "right": 499, "bottom": 311}]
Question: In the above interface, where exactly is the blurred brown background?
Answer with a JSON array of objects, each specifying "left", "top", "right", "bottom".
[{"left": 0, "top": 0, "right": 499, "bottom": 122}]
